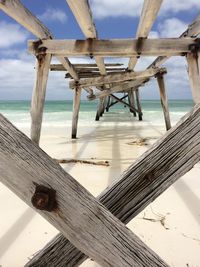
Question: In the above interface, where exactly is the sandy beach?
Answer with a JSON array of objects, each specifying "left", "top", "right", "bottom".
[{"left": 0, "top": 111, "right": 200, "bottom": 267}]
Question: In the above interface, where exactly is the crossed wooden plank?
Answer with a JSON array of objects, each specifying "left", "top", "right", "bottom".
[{"left": 0, "top": 104, "right": 199, "bottom": 266}]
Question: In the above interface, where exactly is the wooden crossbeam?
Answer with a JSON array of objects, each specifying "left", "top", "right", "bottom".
[
  {"left": 26, "top": 104, "right": 200, "bottom": 267},
  {"left": 128, "top": 0, "right": 163, "bottom": 70},
  {"left": 0, "top": 0, "right": 79, "bottom": 81},
  {"left": 110, "top": 94, "right": 139, "bottom": 114},
  {"left": 0, "top": 114, "right": 168, "bottom": 267},
  {"left": 66, "top": 0, "right": 106, "bottom": 75},
  {"left": 70, "top": 68, "right": 165, "bottom": 88},
  {"left": 28, "top": 38, "right": 195, "bottom": 57},
  {"left": 108, "top": 94, "right": 128, "bottom": 109}
]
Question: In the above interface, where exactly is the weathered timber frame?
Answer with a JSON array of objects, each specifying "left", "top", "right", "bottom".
[{"left": 1, "top": 0, "right": 200, "bottom": 266}]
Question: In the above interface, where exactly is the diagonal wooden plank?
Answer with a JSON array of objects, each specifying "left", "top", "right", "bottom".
[
  {"left": 26, "top": 103, "right": 200, "bottom": 267},
  {"left": 0, "top": 0, "right": 79, "bottom": 80},
  {"left": 70, "top": 68, "right": 165, "bottom": 88},
  {"left": 66, "top": 0, "right": 106, "bottom": 75},
  {"left": 128, "top": 0, "right": 163, "bottom": 70},
  {"left": 0, "top": 114, "right": 168, "bottom": 267}
]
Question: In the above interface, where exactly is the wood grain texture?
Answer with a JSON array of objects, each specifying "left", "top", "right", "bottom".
[
  {"left": 71, "top": 87, "right": 81, "bottom": 139},
  {"left": 157, "top": 74, "right": 171, "bottom": 130},
  {"left": 66, "top": 0, "right": 106, "bottom": 76},
  {"left": 30, "top": 54, "right": 52, "bottom": 144},
  {"left": 0, "top": 0, "right": 79, "bottom": 81},
  {"left": 70, "top": 68, "right": 164, "bottom": 88},
  {"left": 187, "top": 52, "right": 200, "bottom": 104},
  {"left": 28, "top": 38, "right": 196, "bottom": 57},
  {"left": 26, "top": 103, "right": 200, "bottom": 267},
  {"left": 128, "top": 0, "right": 163, "bottom": 70},
  {"left": 0, "top": 0, "right": 52, "bottom": 39},
  {"left": 0, "top": 114, "right": 169, "bottom": 267}
]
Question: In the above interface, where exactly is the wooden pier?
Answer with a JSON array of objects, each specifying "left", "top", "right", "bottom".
[{"left": 0, "top": 0, "right": 200, "bottom": 266}]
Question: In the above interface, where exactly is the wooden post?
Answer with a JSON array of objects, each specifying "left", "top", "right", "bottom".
[
  {"left": 135, "top": 88, "right": 143, "bottom": 120},
  {"left": 156, "top": 73, "right": 171, "bottom": 130},
  {"left": 30, "top": 54, "right": 52, "bottom": 144},
  {"left": 187, "top": 51, "right": 200, "bottom": 103},
  {"left": 95, "top": 97, "right": 104, "bottom": 121},
  {"left": 71, "top": 86, "right": 81, "bottom": 139},
  {"left": 128, "top": 89, "right": 137, "bottom": 117},
  {"left": 106, "top": 96, "right": 111, "bottom": 112},
  {"left": 0, "top": 114, "right": 168, "bottom": 267},
  {"left": 26, "top": 103, "right": 200, "bottom": 267}
]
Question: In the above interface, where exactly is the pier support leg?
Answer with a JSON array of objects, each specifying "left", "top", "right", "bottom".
[
  {"left": 71, "top": 86, "right": 81, "bottom": 139},
  {"left": 187, "top": 51, "right": 200, "bottom": 104},
  {"left": 135, "top": 89, "right": 143, "bottom": 121},
  {"left": 95, "top": 97, "right": 104, "bottom": 121},
  {"left": 30, "top": 54, "right": 52, "bottom": 144},
  {"left": 156, "top": 73, "right": 171, "bottom": 130},
  {"left": 128, "top": 89, "right": 137, "bottom": 117},
  {"left": 106, "top": 96, "right": 111, "bottom": 112}
]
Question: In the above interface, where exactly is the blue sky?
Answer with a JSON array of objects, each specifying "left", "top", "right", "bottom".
[{"left": 0, "top": 0, "right": 200, "bottom": 100}]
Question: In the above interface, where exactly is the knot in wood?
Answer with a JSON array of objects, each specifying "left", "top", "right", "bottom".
[{"left": 31, "top": 185, "right": 57, "bottom": 212}]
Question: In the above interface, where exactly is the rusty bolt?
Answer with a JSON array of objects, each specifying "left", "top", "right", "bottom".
[{"left": 31, "top": 184, "right": 57, "bottom": 212}]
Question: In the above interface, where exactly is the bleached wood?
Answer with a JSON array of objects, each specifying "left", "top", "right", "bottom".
[
  {"left": 71, "top": 87, "right": 81, "bottom": 139},
  {"left": 28, "top": 38, "right": 195, "bottom": 57},
  {"left": 135, "top": 89, "right": 143, "bottom": 121},
  {"left": 0, "top": 0, "right": 52, "bottom": 39},
  {"left": 89, "top": 79, "right": 146, "bottom": 100},
  {"left": 70, "top": 68, "right": 164, "bottom": 88},
  {"left": 128, "top": 0, "right": 163, "bottom": 70},
  {"left": 66, "top": 0, "right": 97, "bottom": 38},
  {"left": 0, "top": 114, "right": 168, "bottom": 267},
  {"left": 30, "top": 54, "right": 52, "bottom": 144},
  {"left": 66, "top": 0, "right": 106, "bottom": 75},
  {"left": 26, "top": 104, "right": 200, "bottom": 267},
  {"left": 128, "top": 89, "right": 137, "bottom": 116},
  {"left": 187, "top": 52, "right": 200, "bottom": 104},
  {"left": 157, "top": 74, "right": 171, "bottom": 130},
  {"left": 110, "top": 94, "right": 139, "bottom": 114},
  {"left": 56, "top": 57, "right": 79, "bottom": 81},
  {"left": 50, "top": 64, "right": 125, "bottom": 72},
  {"left": 0, "top": 0, "right": 79, "bottom": 81}
]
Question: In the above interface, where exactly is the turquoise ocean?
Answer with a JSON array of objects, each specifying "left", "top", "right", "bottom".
[{"left": 0, "top": 100, "right": 194, "bottom": 128}]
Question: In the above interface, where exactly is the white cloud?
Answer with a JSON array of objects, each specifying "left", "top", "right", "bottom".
[
  {"left": 0, "top": 21, "right": 29, "bottom": 48},
  {"left": 158, "top": 18, "right": 188, "bottom": 37},
  {"left": 90, "top": 0, "right": 200, "bottom": 19},
  {"left": 38, "top": 7, "right": 67, "bottom": 24}
]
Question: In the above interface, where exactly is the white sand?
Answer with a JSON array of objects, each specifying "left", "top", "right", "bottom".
[{"left": 0, "top": 112, "right": 200, "bottom": 267}]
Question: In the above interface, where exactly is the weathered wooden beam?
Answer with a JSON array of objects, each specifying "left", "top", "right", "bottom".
[
  {"left": 0, "top": 114, "right": 169, "bottom": 267},
  {"left": 106, "top": 96, "right": 111, "bottom": 112},
  {"left": 135, "top": 88, "right": 143, "bottom": 120},
  {"left": 95, "top": 97, "right": 104, "bottom": 121},
  {"left": 110, "top": 94, "right": 139, "bottom": 114},
  {"left": 0, "top": 0, "right": 52, "bottom": 39},
  {"left": 26, "top": 103, "right": 200, "bottom": 267},
  {"left": 66, "top": 0, "right": 106, "bottom": 75},
  {"left": 56, "top": 56, "right": 79, "bottom": 81},
  {"left": 128, "top": 0, "right": 163, "bottom": 70},
  {"left": 108, "top": 94, "right": 129, "bottom": 109},
  {"left": 30, "top": 54, "right": 52, "bottom": 144},
  {"left": 187, "top": 51, "right": 200, "bottom": 104},
  {"left": 0, "top": 0, "right": 79, "bottom": 81},
  {"left": 66, "top": 0, "right": 97, "bottom": 38},
  {"left": 88, "top": 79, "right": 147, "bottom": 100},
  {"left": 149, "top": 15, "right": 200, "bottom": 69},
  {"left": 128, "top": 89, "right": 137, "bottom": 117},
  {"left": 71, "top": 68, "right": 164, "bottom": 88},
  {"left": 156, "top": 73, "right": 171, "bottom": 130},
  {"left": 71, "top": 86, "right": 81, "bottom": 139},
  {"left": 28, "top": 38, "right": 196, "bottom": 57},
  {"left": 50, "top": 64, "right": 125, "bottom": 72}
]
